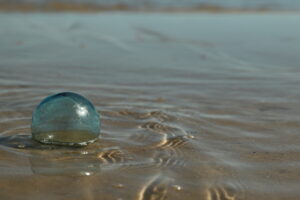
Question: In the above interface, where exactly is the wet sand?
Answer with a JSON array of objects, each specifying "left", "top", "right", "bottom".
[{"left": 1, "top": 12, "right": 300, "bottom": 199}]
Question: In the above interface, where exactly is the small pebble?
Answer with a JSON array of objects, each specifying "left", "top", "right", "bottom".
[
  {"left": 17, "top": 144, "right": 25, "bottom": 149},
  {"left": 113, "top": 183, "right": 124, "bottom": 189},
  {"left": 172, "top": 185, "right": 182, "bottom": 191},
  {"left": 80, "top": 171, "right": 93, "bottom": 176}
]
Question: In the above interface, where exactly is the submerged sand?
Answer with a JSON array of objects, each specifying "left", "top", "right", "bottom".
[{"left": 0, "top": 12, "right": 300, "bottom": 199}]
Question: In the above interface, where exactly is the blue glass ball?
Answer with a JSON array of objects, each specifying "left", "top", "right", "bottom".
[{"left": 31, "top": 92, "right": 100, "bottom": 146}]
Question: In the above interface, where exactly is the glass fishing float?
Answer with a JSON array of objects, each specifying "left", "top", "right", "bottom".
[{"left": 31, "top": 92, "right": 100, "bottom": 146}]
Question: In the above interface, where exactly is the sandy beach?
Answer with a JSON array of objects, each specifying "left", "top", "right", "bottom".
[{"left": 0, "top": 12, "right": 300, "bottom": 199}]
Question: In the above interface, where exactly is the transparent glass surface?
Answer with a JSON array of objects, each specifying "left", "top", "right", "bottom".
[{"left": 31, "top": 92, "right": 100, "bottom": 146}]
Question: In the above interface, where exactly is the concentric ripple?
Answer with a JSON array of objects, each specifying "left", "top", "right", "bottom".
[
  {"left": 137, "top": 175, "right": 173, "bottom": 200},
  {"left": 151, "top": 150, "right": 185, "bottom": 168},
  {"left": 205, "top": 182, "right": 244, "bottom": 200},
  {"left": 157, "top": 135, "right": 189, "bottom": 148},
  {"left": 139, "top": 121, "right": 178, "bottom": 134},
  {"left": 97, "top": 148, "right": 126, "bottom": 164},
  {"left": 117, "top": 110, "right": 175, "bottom": 121}
]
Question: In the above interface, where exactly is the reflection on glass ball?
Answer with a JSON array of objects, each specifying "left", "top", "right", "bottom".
[{"left": 31, "top": 92, "right": 100, "bottom": 146}]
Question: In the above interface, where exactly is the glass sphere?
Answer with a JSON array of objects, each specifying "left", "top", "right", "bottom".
[{"left": 31, "top": 92, "right": 100, "bottom": 146}]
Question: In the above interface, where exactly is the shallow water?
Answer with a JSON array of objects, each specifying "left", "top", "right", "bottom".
[
  {"left": 1, "top": 13, "right": 300, "bottom": 199},
  {"left": 33, "top": 130, "right": 98, "bottom": 146}
]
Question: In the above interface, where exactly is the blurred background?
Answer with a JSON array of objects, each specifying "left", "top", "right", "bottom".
[{"left": 1, "top": 0, "right": 300, "bottom": 11}]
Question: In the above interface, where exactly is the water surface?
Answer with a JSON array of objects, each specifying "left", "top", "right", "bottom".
[{"left": 0, "top": 13, "right": 300, "bottom": 199}]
